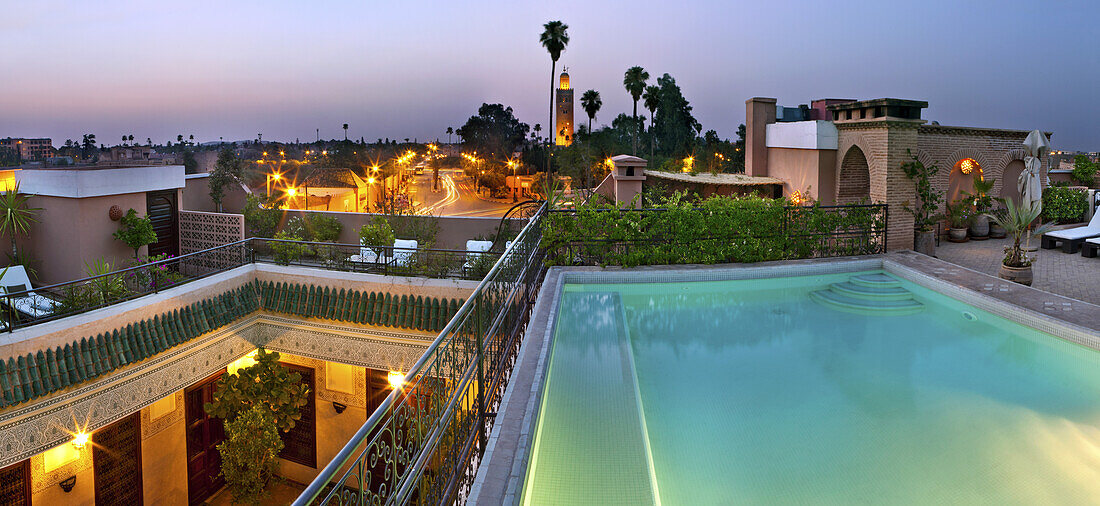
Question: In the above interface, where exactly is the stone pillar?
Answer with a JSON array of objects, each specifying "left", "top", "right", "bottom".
[
  {"left": 745, "top": 97, "right": 777, "bottom": 177},
  {"left": 882, "top": 123, "right": 920, "bottom": 251},
  {"left": 610, "top": 155, "right": 648, "bottom": 208}
]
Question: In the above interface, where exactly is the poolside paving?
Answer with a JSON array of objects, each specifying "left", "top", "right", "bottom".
[{"left": 933, "top": 236, "right": 1100, "bottom": 306}]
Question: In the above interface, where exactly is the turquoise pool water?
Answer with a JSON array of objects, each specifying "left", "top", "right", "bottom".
[{"left": 522, "top": 270, "right": 1100, "bottom": 505}]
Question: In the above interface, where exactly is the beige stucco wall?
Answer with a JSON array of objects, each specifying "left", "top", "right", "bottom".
[
  {"left": 32, "top": 454, "right": 95, "bottom": 506},
  {"left": 277, "top": 352, "right": 370, "bottom": 488},
  {"left": 141, "top": 392, "right": 188, "bottom": 505},
  {"left": 182, "top": 175, "right": 249, "bottom": 214},
  {"left": 766, "top": 147, "right": 838, "bottom": 204},
  {"left": 25, "top": 192, "right": 149, "bottom": 285}
]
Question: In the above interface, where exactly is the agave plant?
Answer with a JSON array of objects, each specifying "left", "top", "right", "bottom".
[{"left": 990, "top": 198, "right": 1054, "bottom": 267}]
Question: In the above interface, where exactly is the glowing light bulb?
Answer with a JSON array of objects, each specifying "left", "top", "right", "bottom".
[
  {"left": 72, "top": 432, "right": 89, "bottom": 449},
  {"left": 387, "top": 370, "right": 404, "bottom": 389}
]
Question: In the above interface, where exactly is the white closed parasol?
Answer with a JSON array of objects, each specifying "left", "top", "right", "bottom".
[{"left": 1019, "top": 130, "right": 1050, "bottom": 213}]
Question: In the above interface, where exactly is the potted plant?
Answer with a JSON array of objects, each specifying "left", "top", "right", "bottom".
[
  {"left": 965, "top": 177, "right": 996, "bottom": 239},
  {"left": 900, "top": 151, "right": 944, "bottom": 256},
  {"left": 988, "top": 197, "right": 1007, "bottom": 238},
  {"left": 945, "top": 199, "right": 972, "bottom": 242},
  {"left": 990, "top": 198, "right": 1054, "bottom": 286}
]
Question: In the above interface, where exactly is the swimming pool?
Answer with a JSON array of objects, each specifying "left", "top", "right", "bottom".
[{"left": 522, "top": 269, "right": 1100, "bottom": 505}]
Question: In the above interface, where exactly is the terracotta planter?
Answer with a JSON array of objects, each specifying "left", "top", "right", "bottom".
[
  {"left": 947, "top": 227, "right": 969, "bottom": 243},
  {"left": 969, "top": 214, "right": 989, "bottom": 239},
  {"left": 998, "top": 263, "right": 1033, "bottom": 286},
  {"left": 914, "top": 230, "right": 935, "bottom": 256},
  {"left": 989, "top": 223, "right": 1006, "bottom": 239}
]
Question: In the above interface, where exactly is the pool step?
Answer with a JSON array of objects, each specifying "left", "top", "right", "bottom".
[
  {"left": 829, "top": 281, "right": 913, "bottom": 301},
  {"left": 849, "top": 273, "right": 903, "bottom": 289},
  {"left": 811, "top": 273, "right": 923, "bottom": 315}
]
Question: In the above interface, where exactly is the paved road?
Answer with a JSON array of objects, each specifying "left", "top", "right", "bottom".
[{"left": 408, "top": 168, "right": 513, "bottom": 217}]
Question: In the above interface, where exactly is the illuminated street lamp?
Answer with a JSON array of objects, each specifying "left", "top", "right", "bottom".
[
  {"left": 266, "top": 172, "right": 283, "bottom": 196},
  {"left": 508, "top": 159, "right": 519, "bottom": 202}
]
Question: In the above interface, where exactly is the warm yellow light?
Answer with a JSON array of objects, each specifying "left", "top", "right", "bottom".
[
  {"left": 322, "top": 150, "right": 327, "bottom": 156},
  {"left": 279, "top": 151, "right": 285, "bottom": 156},
  {"left": 372, "top": 165, "right": 379, "bottom": 171},
  {"left": 287, "top": 188, "right": 298, "bottom": 197},
  {"left": 368, "top": 177, "right": 376, "bottom": 184},
  {"left": 263, "top": 152, "right": 268, "bottom": 157},
  {"left": 227, "top": 350, "right": 258, "bottom": 375},
  {"left": 388, "top": 370, "right": 405, "bottom": 389},
  {"left": 71, "top": 432, "right": 89, "bottom": 449},
  {"left": 271, "top": 173, "right": 281, "bottom": 180},
  {"left": 790, "top": 190, "right": 807, "bottom": 205},
  {"left": 960, "top": 158, "right": 978, "bottom": 175}
]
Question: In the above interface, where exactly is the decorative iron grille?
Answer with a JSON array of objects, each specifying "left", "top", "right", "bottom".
[{"left": 178, "top": 210, "right": 245, "bottom": 276}]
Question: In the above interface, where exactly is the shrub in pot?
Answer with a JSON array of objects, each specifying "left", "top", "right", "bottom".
[
  {"left": 990, "top": 199, "right": 1054, "bottom": 286},
  {"left": 900, "top": 150, "right": 944, "bottom": 256},
  {"left": 945, "top": 199, "right": 972, "bottom": 242},
  {"left": 965, "top": 177, "right": 996, "bottom": 239}
]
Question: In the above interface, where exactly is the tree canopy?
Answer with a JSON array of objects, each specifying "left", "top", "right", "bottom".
[{"left": 456, "top": 103, "right": 530, "bottom": 158}]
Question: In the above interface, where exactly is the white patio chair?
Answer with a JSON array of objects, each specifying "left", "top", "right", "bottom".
[
  {"left": 349, "top": 238, "right": 384, "bottom": 265},
  {"left": 463, "top": 240, "right": 494, "bottom": 275},
  {"left": 392, "top": 239, "right": 418, "bottom": 267},
  {"left": 0, "top": 265, "right": 57, "bottom": 318},
  {"left": 1041, "top": 211, "right": 1100, "bottom": 253}
]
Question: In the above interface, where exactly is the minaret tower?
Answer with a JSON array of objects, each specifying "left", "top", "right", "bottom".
[{"left": 554, "top": 70, "right": 574, "bottom": 146}]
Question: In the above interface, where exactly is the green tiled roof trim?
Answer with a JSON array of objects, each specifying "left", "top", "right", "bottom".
[
  {"left": 254, "top": 281, "right": 463, "bottom": 333},
  {"left": 0, "top": 280, "right": 463, "bottom": 410}
]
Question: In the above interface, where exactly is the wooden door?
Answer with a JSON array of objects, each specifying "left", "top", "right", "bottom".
[
  {"left": 0, "top": 459, "right": 29, "bottom": 506},
  {"left": 278, "top": 363, "right": 316, "bottom": 468},
  {"left": 93, "top": 412, "right": 143, "bottom": 506},
  {"left": 186, "top": 372, "right": 225, "bottom": 505},
  {"left": 146, "top": 189, "right": 179, "bottom": 258}
]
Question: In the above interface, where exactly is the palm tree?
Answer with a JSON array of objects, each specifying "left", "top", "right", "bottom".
[
  {"left": 121, "top": 135, "right": 127, "bottom": 146},
  {"left": 0, "top": 183, "right": 40, "bottom": 260},
  {"left": 580, "top": 90, "right": 602, "bottom": 133},
  {"left": 642, "top": 85, "right": 660, "bottom": 162},
  {"left": 343, "top": 123, "right": 349, "bottom": 141},
  {"left": 128, "top": 134, "right": 134, "bottom": 145},
  {"left": 533, "top": 123, "right": 542, "bottom": 143},
  {"left": 623, "top": 66, "right": 649, "bottom": 155},
  {"left": 146, "top": 137, "right": 152, "bottom": 146},
  {"left": 540, "top": 20, "right": 569, "bottom": 173},
  {"left": 446, "top": 127, "right": 454, "bottom": 144},
  {"left": 177, "top": 134, "right": 184, "bottom": 144},
  {"left": 189, "top": 134, "right": 194, "bottom": 144}
]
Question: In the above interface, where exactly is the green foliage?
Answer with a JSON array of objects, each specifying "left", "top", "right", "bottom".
[
  {"left": 6, "top": 249, "right": 37, "bottom": 281},
  {"left": 359, "top": 217, "right": 395, "bottom": 253},
  {"left": 990, "top": 198, "right": 1055, "bottom": 267},
  {"left": 216, "top": 406, "right": 283, "bottom": 506},
  {"left": 899, "top": 150, "right": 944, "bottom": 232},
  {"left": 650, "top": 73, "right": 702, "bottom": 158},
  {"left": 543, "top": 196, "right": 885, "bottom": 267},
  {"left": 285, "top": 213, "right": 342, "bottom": 242},
  {"left": 112, "top": 208, "right": 158, "bottom": 257},
  {"left": 1071, "top": 154, "right": 1098, "bottom": 186},
  {"left": 945, "top": 199, "right": 973, "bottom": 228},
  {"left": 85, "top": 259, "right": 129, "bottom": 302},
  {"left": 242, "top": 193, "right": 280, "bottom": 238},
  {"left": 181, "top": 149, "right": 198, "bottom": 174},
  {"left": 271, "top": 230, "right": 311, "bottom": 265},
  {"left": 455, "top": 104, "right": 530, "bottom": 158},
  {"left": 0, "top": 182, "right": 40, "bottom": 259},
  {"left": 124, "top": 253, "right": 185, "bottom": 291},
  {"left": 964, "top": 176, "right": 997, "bottom": 214},
  {"left": 209, "top": 148, "right": 243, "bottom": 211},
  {"left": 1041, "top": 186, "right": 1088, "bottom": 224},
  {"left": 204, "top": 348, "right": 310, "bottom": 432},
  {"left": 390, "top": 213, "right": 440, "bottom": 247}
]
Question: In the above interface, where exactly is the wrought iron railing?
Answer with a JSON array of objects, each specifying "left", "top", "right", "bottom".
[
  {"left": 1, "top": 237, "right": 507, "bottom": 332},
  {"left": 542, "top": 203, "right": 888, "bottom": 266},
  {"left": 293, "top": 203, "right": 546, "bottom": 506}
]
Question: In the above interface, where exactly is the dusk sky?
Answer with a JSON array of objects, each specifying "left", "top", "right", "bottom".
[{"left": 3, "top": 0, "right": 1098, "bottom": 150}]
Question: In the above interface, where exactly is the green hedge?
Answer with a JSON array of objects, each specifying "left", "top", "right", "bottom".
[
  {"left": 1041, "top": 186, "right": 1088, "bottom": 224},
  {"left": 543, "top": 196, "right": 886, "bottom": 267}
]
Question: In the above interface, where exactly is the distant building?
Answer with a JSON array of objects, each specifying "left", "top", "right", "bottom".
[
  {"left": 745, "top": 97, "right": 1053, "bottom": 250},
  {"left": 554, "top": 71, "right": 573, "bottom": 146},
  {"left": 0, "top": 137, "right": 53, "bottom": 161}
]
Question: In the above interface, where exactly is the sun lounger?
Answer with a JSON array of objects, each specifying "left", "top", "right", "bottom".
[
  {"left": 392, "top": 239, "right": 418, "bottom": 267},
  {"left": 0, "top": 265, "right": 56, "bottom": 318},
  {"left": 463, "top": 240, "right": 494, "bottom": 276},
  {"left": 1041, "top": 212, "right": 1100, "bottom": 253},
  {"left": 1082, "top": 237, "right": 1100, "bottom": 258}
]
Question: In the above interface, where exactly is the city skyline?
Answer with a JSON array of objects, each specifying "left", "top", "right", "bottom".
[{"left": 3, "top": 0, "right": 1099, "bottom": 150}]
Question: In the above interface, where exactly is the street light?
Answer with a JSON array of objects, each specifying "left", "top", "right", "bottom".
[
  {"left": 508, "top": 159, "right": 518, "bottom": 202},
  {"left": 266, "top": 172, "right": 283, "bottom": 196}
]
